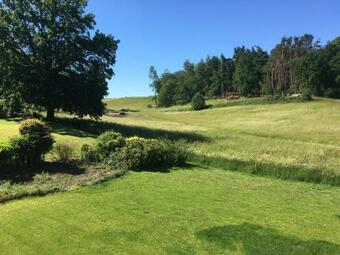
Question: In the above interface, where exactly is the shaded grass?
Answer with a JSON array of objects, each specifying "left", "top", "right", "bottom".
[
  {"left": 53, "top": 117, "right": 208, "bottom": 143},
  {"left": 0, "top": 168, "right": 339, "bottom": 254},
  {"left": 198, "top": 223, "right": 340, "bottom": 255},
  {"left": 0, "top": 163, "right": 125, "bottom": 204}
]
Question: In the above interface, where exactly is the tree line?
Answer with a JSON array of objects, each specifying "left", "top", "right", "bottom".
[{"left": 149, "top": 34, "right": 340, "bottom": 107}]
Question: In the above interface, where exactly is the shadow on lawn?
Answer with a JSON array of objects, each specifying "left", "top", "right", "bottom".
[
  {"left": 0, "top": 161, "right": 86, "bottom": 183},
  {"left": 197, "top": 223, "right": 340, "bottom": 255},
  {"left": 136, "top": 162, "right": 199, "bottom": 173},
  {"left": 50, "top": 117, "right": 209, "bottom": 143}
]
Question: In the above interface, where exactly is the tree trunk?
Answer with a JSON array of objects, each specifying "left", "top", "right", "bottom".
[{"left": 46, "top": 107, "right": 55, "bottom": 121}]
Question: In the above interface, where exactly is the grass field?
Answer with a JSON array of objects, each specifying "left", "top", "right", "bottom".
[
  {"left": 1, "top": 97, "right": 340, "bottom": 254},
  {"left": 1, "top": 167, "right": 339, "bottom": 255},
  {"left": 102, "top": 97, "right": 340, "bottom": 185},
  {"left": 1, "top": 97, "right": 340, "bottom": 184}
]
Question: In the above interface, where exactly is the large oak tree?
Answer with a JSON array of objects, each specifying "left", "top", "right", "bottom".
[{"left": 0, "top": 0, "right": 119, "bottom": 120}]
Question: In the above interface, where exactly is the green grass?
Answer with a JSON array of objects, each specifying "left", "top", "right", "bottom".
[
  {"left": 103, "top": 97, "right": 340, "bottom": 185},
  {"left": 0, "top": 119, "right": 95, "bottom": 152},
  {"left": 2, "top": 97, "right": 340, "bottom": 185},
  {"left": 104, "top": 96, "right": 155, "bottom": 111},
  {"left": 0, "top": 167, "right": 339, "bottom": 254}
]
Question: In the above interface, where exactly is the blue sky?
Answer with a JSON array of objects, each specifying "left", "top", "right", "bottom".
[{"left": 87, "top": 0, "right": 340, "bottom": 98}]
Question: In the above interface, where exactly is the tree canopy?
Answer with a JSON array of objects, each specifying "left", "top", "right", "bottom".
[
  {"left": 150, "top": 34, "right": 339, "bottom": 108},
  {"left": 0, "top": 0, "right": 119, "bottom": 120}
]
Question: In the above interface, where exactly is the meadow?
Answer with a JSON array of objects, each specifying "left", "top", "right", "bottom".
[
  {"left": 1, "top": 97, "right": 340, "bottom": 254},
  {"left": 104, "top": 97, "right": 340, "bottom": 185}
]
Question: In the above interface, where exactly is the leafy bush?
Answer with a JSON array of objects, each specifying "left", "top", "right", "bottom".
[
  {"left": 9, "top": 136, "right": 34, "bottom": 166},
  {"left": 96, "top": 131, "right": 125, "bottom": 160},
  {"left": 191, "top": 93, "right": 206, "bottom": 111},
  {"left": 9, "top": 119, "right": 54, "bottom": 167},
  {"left": 81, "top": 144, "right": 98, "bottom": 163},
  {"left": 52, "top": 143, "right": 75, "bottom": 163},
  {"left": 0, "top": 143, "right": 13, "bottom": 171},
  {"left": 106, "top": 136, "right": 187, "bottom": 171}
]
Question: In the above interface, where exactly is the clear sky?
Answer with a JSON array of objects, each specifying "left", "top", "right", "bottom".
[{"left": 86, "top": 0, "right": 340, "bottom": 98}]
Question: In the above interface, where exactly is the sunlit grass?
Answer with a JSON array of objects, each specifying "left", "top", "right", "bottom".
[
  {"left": 0, "top": 167, "right": 339, "bottom": 254},
  {"left": 104, "top": 97, "right": 340, "bottom": 182}
]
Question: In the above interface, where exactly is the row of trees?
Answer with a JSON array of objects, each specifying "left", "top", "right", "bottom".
[
  {"left": 149, "top": 34, "right": 340, "bottom": 107},
  {"left": 0, "top": 0, "right": 119, "bottom": 120}
]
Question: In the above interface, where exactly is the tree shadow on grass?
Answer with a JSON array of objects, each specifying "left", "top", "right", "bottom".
[
  {"left": 135, "top": 162, "right": 199, "bottom": 173},
  {"left": 0, "top": 161, "right": 86, "bottom": 183},
  {"left": 197, "top": 223, "right": 340, "bottom": 255},
  {"left": 50, "top": 117, "right": 209, "bottom": 143}
]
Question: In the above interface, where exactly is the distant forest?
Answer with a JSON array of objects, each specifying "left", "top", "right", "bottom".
[{"left": 149, "top": 34, "right": 340, "bottom": 107}]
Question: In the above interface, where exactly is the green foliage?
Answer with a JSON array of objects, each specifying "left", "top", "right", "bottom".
[
  {"left": 233, "top": 46, "right": 268, "bottom": 96},
  {"left": 154, "top": 55, "right": 235, "bottom": 107},
  {"left": 295, "top": 37, "right": 340, "bottom": 98},
  {"left": 0, "top": 142, "right": 13, "bottom": 171},
  {"left": 0, "top": 0, "right": 119, "bottom": 120},
  {"left": 52, "top": 143, "right": 75, "bottom": 163},
  {"left": 151, "top": 34, "right": 339, "bottom": 107},
  {"left": 9, "top": 119, "right": 54, "bottom": 167},
  {"left": 0, "top": 93, "right": 24, "bottom": 118},
  {"left": 191, "top": 93, "right": 206, "bottom": 111},
  {"left": 106, "top": 137, "right": 187, "bottom": 171},
  {"left": 96, "top": 131, "right": 126, "bottom": 160},
  {"left": 19, "top": 119, "right": 54, "bottom": 157},
  {"left": 81, "top": 144, "right": 98, "bottom": 163},
  {"left": 266, "top": 34, "right": 320, "bottom": 95}
]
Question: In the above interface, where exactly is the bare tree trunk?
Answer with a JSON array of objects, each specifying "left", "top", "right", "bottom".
[{"left": 47, "top": 107, "right": 55, "bottom": 121}]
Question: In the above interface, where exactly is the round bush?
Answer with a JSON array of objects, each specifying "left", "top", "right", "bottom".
[
  {"left": 191, "top": 93, "right": 206, "bottom": 111},
  {"left": 96, "top": 131, "right": 126, "bottom": 161},
  {"left": 106, "top": 136, "right": 187, "bottom": 171},
  {"left": 14, "top": 119, "right": 54, "bottom": 165}
]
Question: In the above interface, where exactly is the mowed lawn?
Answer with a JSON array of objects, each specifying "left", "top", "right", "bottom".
[
  {"left": 0, "top": 167, "right": 340, "bottom": 255},
  {"left": 0, "top": 119, "right": 95, "bottom": 151}
]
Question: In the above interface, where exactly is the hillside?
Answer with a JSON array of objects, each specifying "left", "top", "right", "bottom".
[
  {"left": 2, "top": 97, "right": 340, "bottom": 184},
  {"left": 1, "top": 97, "right": 340, "bottom": 254},
  {"left": 104, "top": 97, "right": 340, "bottom": 184}
]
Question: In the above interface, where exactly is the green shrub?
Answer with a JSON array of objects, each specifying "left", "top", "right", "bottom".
[
  {"left": 52, "top": 143, "right": 75, "bottom": 163},
  {"left": 191, "top": 93, "right": 206, "bottom": 111},
  {"left": 106, "top": 136, "right": 187, "bottom": 171},
  {"left": 0, "top": 143, "right": 13, "bottom": 171},
  {"left": 9, "top": 136, "right": 33, "bottom": 166},
  {"left": 81, "top": 144, "right": 98, "bottom": 163},
  {"left": 96, "top": 131, "right": 125, "bottom": 161},
  {"left": 19, "top": 119, "right": 54, "bottom": 157},
  {"left": 9, "top": 119, "right": 54, "bottom": 167}
]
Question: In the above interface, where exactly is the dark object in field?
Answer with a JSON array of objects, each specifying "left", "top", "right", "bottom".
[
  {"left": 105, "top": 109, "right": 128, "bottom": 117},
  {"left": 224, "top": 92, "right": 240, "bottom": 100}
]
